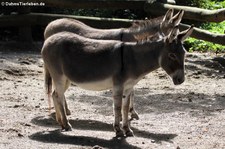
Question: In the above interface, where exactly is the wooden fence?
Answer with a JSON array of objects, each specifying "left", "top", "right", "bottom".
[{"left": 1, "top": 0, "right": 225, "bottom": 45}]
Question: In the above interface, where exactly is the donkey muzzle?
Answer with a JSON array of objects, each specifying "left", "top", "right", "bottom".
[{"left": 171, "top": 69, "right": 185, "bottom": 85}]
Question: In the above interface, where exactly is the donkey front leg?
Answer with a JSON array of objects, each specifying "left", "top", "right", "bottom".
[
  {"left": 122, "top": 89, "right": 134, "bottom": 136},
  {"left": 113, "top": 85, "right": 124, "bottom": 137},
  {"left": 52, "top": 90, "right": 72, "bottom": 131}
]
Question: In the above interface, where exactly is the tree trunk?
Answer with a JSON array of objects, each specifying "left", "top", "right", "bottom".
[
  {"left": 179, "top": 23, "right": 225, "bottom": 45},
  {"left": 144, "top": 1, "right": 225, "bottom": 23}
]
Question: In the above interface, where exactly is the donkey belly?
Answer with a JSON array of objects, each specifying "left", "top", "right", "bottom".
[{"left": 73, "top": 77, "right": 113, "bottom": 91}]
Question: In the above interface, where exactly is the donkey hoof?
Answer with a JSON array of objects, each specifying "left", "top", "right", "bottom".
[
  {"left": 66, "top": 109, "right": 71, "bottom": 116},
  {"left": 62, "top": 126, "right": 72, "bottom": 131},
  {"left": 131, "top": 113, "right": 139, "bottom": 120},
  {"left": 62, "top": 123, "right": 72, "bottom": 131},
  {"left": 116, "top": 130, "right": 124, "bottom": 137},
  {"left": 125, "top": 130, "right": 134, "bottom": 137},
  {"left": 64, "top": 126, "right": 72, "bottom": 131},
  {"left": 122, "top": 126, "right": 134, "bottom": 137}
]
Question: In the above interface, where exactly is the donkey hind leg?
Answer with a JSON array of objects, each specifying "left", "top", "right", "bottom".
[
  {"left": 122, "top": 88, "right": 134, "bottom": 137},
  {"left": 129, "top": 90, "right": 139, "bottom": 120},
  {"left": 64, "top": 95, "right": 71, "bottom": 115},
  {"left": 64, "top": 79, "right": 71, "bottom": 116},
  {"left": 113, "top": 85, "right": 124, "bottom": 137},
  {"left": 52, "top": 77, "right": 72, "bottom": 131}
]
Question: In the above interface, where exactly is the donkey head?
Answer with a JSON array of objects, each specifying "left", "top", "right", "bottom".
[
  {"left": 160, "top": 9, "right": 184, "bottom": 36},
  {"left": 159, "top": 25, "right": 194, "bottom": 85}
]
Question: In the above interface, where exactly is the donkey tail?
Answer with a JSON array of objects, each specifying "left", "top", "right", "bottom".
[{"left": 44, "top": 65, "right": 52, "bottom": 113}]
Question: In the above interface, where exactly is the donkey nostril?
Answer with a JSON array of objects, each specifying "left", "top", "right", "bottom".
[{"left": 177, "top": 78, "right": 182, "bottom": 84}]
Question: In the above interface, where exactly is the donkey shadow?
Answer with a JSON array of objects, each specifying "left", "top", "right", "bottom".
[
  {"left": 29, "top": 129, "right": 140, "bottom": 149},
  {"left": 31, "top": 116, "right": 177, "bottom": 144},
  {"left": 74, "top": 90, "right": 225, "bottom": 117},
  {"left": 185, "top": 54, "right": 225, "bottom": 78}
]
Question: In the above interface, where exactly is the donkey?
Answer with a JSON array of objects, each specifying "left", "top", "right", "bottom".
[
  {"left": 41, "top": 24, "right": 193, "bottom": 136},
  {"left": 44, "top": 9, "right": 184, "bottom": 120}
]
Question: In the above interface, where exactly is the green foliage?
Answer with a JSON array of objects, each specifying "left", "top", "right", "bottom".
[
  {"left": 185, "top": 38, "right": 225, "bottom": 53},
  {"left": 197, "top": 0, "right": 225, "bottom": 9},
  {"left": 180, "top": 0, "right": 225, "bottom": 52},
  {"left": 176, "top": 0, "right": 225, "bottom": 9},
  {"left": 185, "top": 20, "right": 225, "bottom": 53}
]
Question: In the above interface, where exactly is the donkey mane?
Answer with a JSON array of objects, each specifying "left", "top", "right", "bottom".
[
  {"left": 136, "top": 34, "right": 162, "bottom": 44},
  {"left": 130, "top": 16, "right": 163, "bottom": 31},
  {"left": 139, "top": 39, "right": 165, "bottom": 51},
  {"left": 136, "top": 32, "right": 164, "bottom": 44},
  {"left": 129, "top": 16, "right": 164, "bottom": 40}
]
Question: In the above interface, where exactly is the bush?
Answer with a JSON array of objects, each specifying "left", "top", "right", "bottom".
[{"left": 177, "top": 0, "right": 225, "bottom": 52}]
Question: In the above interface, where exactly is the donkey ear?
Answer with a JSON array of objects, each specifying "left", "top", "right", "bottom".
[
  {"left": 163, "top": 9, "right": 174, "bottom": 22},
  {"left": 178, "top": 25, "right": 194, "bottom": 42},
  {"left": 171, "top": 10, "right": 184, "bottom": 26},
  {"left": 167, "top": 26, "right": 179, "bottom": 43}
]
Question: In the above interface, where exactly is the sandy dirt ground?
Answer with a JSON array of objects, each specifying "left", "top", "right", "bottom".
[{"left": 0, "top": 45, "right": 225, "bottom": 149}]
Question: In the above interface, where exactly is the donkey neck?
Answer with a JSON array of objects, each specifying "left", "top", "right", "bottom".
[
  {"left": 122, "top": 24, "right": 163, "bottom": 42},
  {"left": 123, "top": 39, "right": 165, "bottom": 79},
  {"left": 121, "top": 29, "right": 137, "bottom": 42},
  {"left": 122, "top": 17, "right": 164, "bottom": 42}
]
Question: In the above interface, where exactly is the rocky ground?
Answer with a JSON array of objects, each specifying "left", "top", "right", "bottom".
[{"left": 0, "top": 45, "right": 225, "bottom": 149}]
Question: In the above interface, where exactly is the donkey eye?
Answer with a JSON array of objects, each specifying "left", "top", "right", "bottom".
[{"left": 168, "top": 53, "right": 177, "bottom": 61}]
